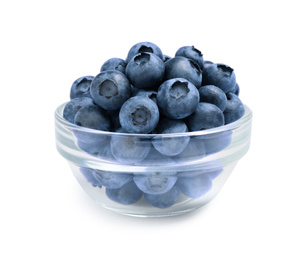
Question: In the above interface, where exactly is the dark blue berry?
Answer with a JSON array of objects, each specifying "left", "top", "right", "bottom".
[
  {"left": 125, "top": 41, "right": 164, "bottom": 63},
  {"left": 164, "top": 56, "right": 202, "bottom": 88},
  {"left": 90, "top": 70, "right": 131, "bottom": 110},
  {"left": 224, "top": 92, "right": 245, "bottom": 124},
  {"left": 187, "top": 102, "right": 224, "bottom": 131},
  {"left": 100, "top": 58, "right": 127, "bottom": 74},
  {"left": 202, "top": 63, "right": 236, "bottom": 93},
  {"left": 157, "top": 78, "right": 199, "bottom": 119},
  {"left": 198, "top": 85, "right": 227, "bottom": 112},
  {"left": 70, "top": 76, "right": 94, "bottom": 99},
  {"left": 175, "top": 45, "right": 204, "bottom": 70},
  {"left": 119, "top": 96, "right": 159, "bottom": 134},
  {"left": 125, "top": 52, "right": 165, "bottom": 90},
  {"left": 73, "top": 105, "right": 111, "bottom": 144},
  {"left": 63, "top": 97, "right": 95, "bottom": 123}
]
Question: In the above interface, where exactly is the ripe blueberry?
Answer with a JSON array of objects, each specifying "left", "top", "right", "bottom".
[
  {"left": 125, "top": 52, "right": 165, "bottom": 90},
  {"left": 164, "top": 56, "right": 202, "bottom": 88},
  {"left": 70, "top": 76, "right": 94, "bottom": 99},
  {"left": 100, "top": 58, "right": 127, "bottom": 74},
  {"left": 125, "top": 41, "right": 164, "bottom": 63},
  {"left": 187, "top": 102, "right": 225, "bottom": 131},
  {"left": 224, "top": 92, "right": 245, "bottom": 124},
  {"left": 90, "top": 70, "right": 131, "bottom": 110},
  {"left": 157, "top": 78, "right": 199, "bottom": 119},
  {"left": 119, "top": 96, "right": 159, "bottom": 134},
  {"left": 202, "top": 63, "right": 236, "bottom": 93}
]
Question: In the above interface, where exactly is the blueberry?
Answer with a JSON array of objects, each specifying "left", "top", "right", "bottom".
[
  {"left": 163, "top": 54, "right": 171, "bottom": 62},
  {"left": 230, "top": 82, "right": 240, "bottom": 96},
  {"left": 104, "top": 109, "right": 121, "bottom": 132},
  {"left": 202, "top": 63, "right": 236, "bottom": 93},
  {"left": 152, "top": 118, "right": 190, "bottom": 156},
  {"left": 198, "top": 85, "right": 227, "bottom": 112},
  {"left": 106, "top": 180, "right": 142, "bottom": 205},
  {"left": 90, "top": 70, "right": 131, "bottom": 110},
  {"left": 177, "top": 173, "right": 212, "bottom": 198},
  {"left": 73, "top": 105, "right": 111, "bottom": 145},
  {"left": 125, "top": 52, "right": 165, "bottom": 90},
  {"left": 157, "top": 78, "right": 199, "bottom": 119},
  {"left": 144, "top": 185, "right": 180, "bottom": 208},
  {"left": 207, "top": 167, "right": 223, "bottom": 180},
  {"left": 187, "top": 102, "right": 224, "bottom": 131},
  {"left": 172, "top": 137, "right": 206, "bottom": 162},
  {"left": 135, "top": 147, "right": 176, "bottom": 166},
  {"left": 96, "top": 137, "right": 115, "bottom": 161},
  {"left": 132, "top": 89, "right": 158, "bottom": 104},
  {"left": 77, "top": 138, "right": 109, "bottom": 155},
  {"left": 125, "top": 41, "right": 164, "bottom": 63},
  {"left": 63, "top": 97, "right": 95, "bottom": 123},
  {"left": 164, "top": 56, "right": 202, "bottom": 88},
  {"left": 79, "top": 167, "right": 102, "bottom": 187},
  {"left": 203, "top": 60, "right": 213, "bottom": 68},
  {"left": 198, "top": 130, "right": 232, "bottom": 155},
  {"left": 224, "top": 92, "right": 245, "bottom": 124},
  {"left": 74, "top": 106, "right": 111, "bottom": 131},
  {"left": 119, "top": 96, "right": 159, "bottom": 134},
  {"left": 175, "top": 45, "right": 204, "bottom": 70},
  {"left": 92, "top": 170, "right": 132, "bottom": 189},
  {"left": 110, "top": 128, "right": 151, "bottom": 164},
  {"left": 133, "top": 171, "right": 178, "bottom": 195},
  {"left": 70, "top": 76, "right": 94, "bottom": 99},
  {"left": 100, "top": 58, "right": 127, "bottom": 74}
]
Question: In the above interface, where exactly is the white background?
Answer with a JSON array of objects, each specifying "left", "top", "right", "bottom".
[{"left": 1, "top": 0, "right": 303, "bottom": 259}]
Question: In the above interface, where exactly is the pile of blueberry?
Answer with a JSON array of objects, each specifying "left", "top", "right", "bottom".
[{"left": 62, "top": 42, "right": 245, "bottom": 208}]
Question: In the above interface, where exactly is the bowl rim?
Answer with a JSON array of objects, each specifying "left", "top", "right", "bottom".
[{"left": 55, "top": 102, "right": 252, "bottom": 138}]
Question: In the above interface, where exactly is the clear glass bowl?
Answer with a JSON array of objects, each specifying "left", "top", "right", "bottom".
[{"left": 55, "top": 102, "right": 252, "bottom": 217}]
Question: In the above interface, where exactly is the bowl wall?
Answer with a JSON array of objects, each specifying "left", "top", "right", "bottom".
[{"left": 55, "top": 103, "right": 252, "bottom": 217}]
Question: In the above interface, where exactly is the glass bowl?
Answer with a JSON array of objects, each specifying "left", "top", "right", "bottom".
[{"left": 55, "top": 102, "right": 252, "bottom": 217}]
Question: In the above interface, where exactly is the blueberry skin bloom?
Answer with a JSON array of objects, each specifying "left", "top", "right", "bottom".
[
  {"left": 187, "top": 102, "right": 225, "bottom": 131},
  {"left": 224, "top": 92, "right": 245, "bottom": 124},
  {"left": 157, "top": 78, "right": 199, "bottom": 119},
  {"left": 199, "top": 85, "right": 227, "bottom": 112},
  {"left": 70, "top": 76, "right": 94, "bottom": 99},
  {"left": 90, "top": 70, "right": 131, "bottom": 110},
  {"left": 202, "top": 63, "right": 236, "bottom": 93},
  {"left": 164, "top": 56, "right": 202, "bottom": 88},
  {"left": 125, "top": 52, "right": 165, "bottom": 90},
  {"left": 119, "top": 96, "right": 160, "bottom": 134},
  {"left": 100, "top": 58, "right": 126, "bottom": 74},
  {"left": 63, "top": 97, "right": 95, "bottom": 123},
  {"left": 125, "top": 41, "right": 164, "bottom": 63},
  {"left": 175, "top": 45, "right": 204, "bottom": 70}
]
